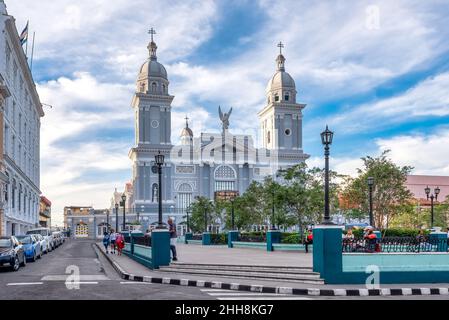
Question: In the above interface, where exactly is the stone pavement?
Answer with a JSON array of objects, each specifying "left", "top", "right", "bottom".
[
  {"left": 97, "top": 242, "right": 449, "bottom": 296},
  {"left": 175, "top": 243, "right": 313, "bottom": 267}
]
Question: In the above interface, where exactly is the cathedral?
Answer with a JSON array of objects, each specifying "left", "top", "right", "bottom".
[{"left": 128, "top": 32, "right": 309, "bottom": 232}]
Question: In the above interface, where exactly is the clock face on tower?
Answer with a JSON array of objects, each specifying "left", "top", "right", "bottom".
[{"left": 151, "top": 120, "right": 159, "bottom": 128}]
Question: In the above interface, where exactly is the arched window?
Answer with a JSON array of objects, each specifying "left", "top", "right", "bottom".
[
  {"left": 4, "top": 172, "right": 9, "bottom": 203},
  {"left": 177, "top": 183, "right": 193, "bottom": 210},
  {"left": 12, "top": 179, "right": 16, "bottom": 208},
  {"left": 162, "top": 84, "right": 166, "bottom": 93},
  {"left": 152, "top": 183, "right": 159, "bottom": 203},
  {"left": 274, "top": 94, "right": 279, "bottom": 102},
  {"left": 139, "top": 82, "right": 145, "bottom": 93},
  {"left": 267, "top": 131, "right": 271, "bottom": 144},
  {"left": 18, "top": 183, "right": 22, "bottom": 211},
  {"left": 284, "top": 92, "right": 290, "bottom": 101},
  {"left": 214, "top": 165, "right": 237, "bottom": 191},
  {"left": 151, "top": 82, "right": 157, "bottom": 93}
]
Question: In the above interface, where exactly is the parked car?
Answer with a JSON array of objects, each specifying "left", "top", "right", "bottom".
[
  {"left": 52, "top": 231, "right": 63, "bottom": 247},
  {"left": 26, "top": 228, "right": 54, "bottom": 252},
  {"left": 34, "top": 234, "right": 48, "bottom": 255},
  {"left": 16, "top": 235, "right": 42, "bottom": 262},
  {"left": 0, "top": 236, "right": 26, "bottom": 271}
]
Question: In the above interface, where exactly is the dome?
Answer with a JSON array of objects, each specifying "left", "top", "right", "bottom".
[
  {"left": 139, "top": 59, "right": 167, "bottom": 80},
  {"left": 181, "top": 127, "right": 193, "bottom": 137},
  {"left": 266, "top": 71, "right": 296, "bottom": 93}
]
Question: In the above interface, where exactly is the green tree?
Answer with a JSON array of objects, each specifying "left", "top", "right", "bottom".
[
  {"left": 340, "top": 150, "right": 413, "bottom": 229},
  {"left": 189, "top": 197, "right": 216, "bottom": 233},
  {"left": 279, "top": 163, "right": 341, "bottom": 233}
]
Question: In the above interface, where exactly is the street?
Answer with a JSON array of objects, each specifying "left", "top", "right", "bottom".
[
  {"left": 0, "top": 239, "right": 211, "bottom": 300},
  {"left": 0, "top": 239, "right": 447, "bottom": 301}
]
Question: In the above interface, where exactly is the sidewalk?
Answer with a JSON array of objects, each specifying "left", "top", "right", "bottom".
[
  {"left": 175, "top": 243, "right": 313, "bottom": 267},
  {"left": 97, "top": 242, "right": 449, "bottom": 297}
]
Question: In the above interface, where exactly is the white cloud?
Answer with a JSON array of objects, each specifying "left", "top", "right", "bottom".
[
  {"left": 4, "top": 0, "right": 449, "bottom": 225},
  {"left": 321, "top": 71, "right": 449, "bottom": 135},
  {"left": 6, "top": 0, "right": 218, "bottom": 79},
  {"left": 376, "top": 128, "right": 449, "bottom": 175}
]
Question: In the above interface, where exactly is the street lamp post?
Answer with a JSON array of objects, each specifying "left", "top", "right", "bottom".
[
  {"left": 155, "top": 151, "right": 165, "bottom": 229},
  {"left": 204, "top": 206, "right": 208, "bottom": 233},
  {"left": 425, "top": 186, "right": 440, "bottom": 228},
  {"left": 271, "top": 188, "right": 276, "bottom": 230},
  {"left": 139, "top": 205, "right": 144, "bottom": 224},
  {"left": 367, "top": 177, "right": 374, "bottom": 227},
  {"left": 321, "top": 125, "right": 334, "bottom": 225},
  {"left": 121, "top": 194, "right": 126, "bottom": 232},
  {"left": 115, "top": 203, "right": 119, "bottom": 232},
  {"left": 231, "top": 199, "right": 235, "bottom": 231},
  {"left": 186, "top": 206, "right": 191, "bottom": 233},
  {"left": 105, "top": 210, "right": 109, "bottom": 230}
]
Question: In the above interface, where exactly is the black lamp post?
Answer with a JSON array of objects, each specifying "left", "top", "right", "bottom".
[
  {"left": 105, "top": 210, "right": 110, "bottom": 230},
  {"left": 155, "top": 151, "right": 165, "bottom": 229},
  {"left": 367, "top": 177, "right": 374, "bottom": 227},
  {"left": 231, "top": 199, "right": 235, "bottom": 231},
  {"left": 271, "top": 188, "right": 276, "bottom": 230},
  {"left": 425, "top": 186, "right": 440, "bottom": 228},
  {"left": 321, "top": 125, "right": 334, "bottom": 225},
  {"left": 186, "top": 206, "right": 191, "bottom": 233},
  {"left": 204, "top": 206, "right": 208, "bottom": 233},
  {"left": 115, "top": 203, "right": 119, "bottom": 232},
  {"left": 121, "top": 194, "right": 126, "bottom": 232}
]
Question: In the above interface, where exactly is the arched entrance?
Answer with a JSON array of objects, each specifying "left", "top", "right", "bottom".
[{"left": 75, "top": 222, "right": 89, "bottom": 238}]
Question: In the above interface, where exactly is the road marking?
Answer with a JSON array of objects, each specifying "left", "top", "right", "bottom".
[
  {"left": 201, "top": 289, "right": 311, "bottom": 300},
  {"left": 207, "top": 293, "right": 289, "bottom": 296},
  {"left": 218, "top": 297, "right": 312, "bottom": 300},
  {"left": 7, "top": 282, "right": 44, "bottom": 286},
  {"left": 120, "top": 281, "right": 153, "bottom": 285},
  {"left": 66, "top": 282, "right": 99, "bottom": 285},
  {"left": 41, "top": 275, "right": 109, "bottom": 281}
]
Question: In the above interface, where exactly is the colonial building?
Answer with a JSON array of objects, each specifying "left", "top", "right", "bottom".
[
  {"left": 39, "top": 196, "right": 51, "bottom": 228},
  {"left": 124, "top": 34, "right": 309, "bottom": 232},
  {"left": 0, "top": 73, "right": 10, "bottom": 236},
  {"left": 0, "top": 1, "right": 44, "bottom": 236}
]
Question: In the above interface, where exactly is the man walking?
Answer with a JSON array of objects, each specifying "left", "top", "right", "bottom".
[{"left": 168, "top": 218, "right": 178, "bottom": 261}]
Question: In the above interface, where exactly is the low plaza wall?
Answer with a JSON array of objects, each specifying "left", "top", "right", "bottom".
[
  {"left": 122, "top": 231, "right": 171, "bottom": 270},
  {"left": 314, "top": 226, "right": 449, "bottom": 284}
]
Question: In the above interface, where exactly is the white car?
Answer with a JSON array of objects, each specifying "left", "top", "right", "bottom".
[
  {"left": 26, "top": 228, "right": 54, "bottom": 252},
  {"left": 34, "top": 234, "right": 48, "bottom": 255}
]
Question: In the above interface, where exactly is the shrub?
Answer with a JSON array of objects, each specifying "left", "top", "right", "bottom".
[{"left": 281, "top": 233, "right": 300, "bottom": 244}]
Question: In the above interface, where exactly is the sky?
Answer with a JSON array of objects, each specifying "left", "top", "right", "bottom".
[{"left": 4, "top": 0, "right": 449, "bottom": 226}]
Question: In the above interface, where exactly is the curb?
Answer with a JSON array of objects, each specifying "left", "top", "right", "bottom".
[{"left": 95, "top": 244, "right": 449, "bottom": 297}]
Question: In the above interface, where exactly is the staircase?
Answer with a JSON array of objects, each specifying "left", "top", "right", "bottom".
[{"left": 158, "top": 263, "right": 324, "bottom": 284}]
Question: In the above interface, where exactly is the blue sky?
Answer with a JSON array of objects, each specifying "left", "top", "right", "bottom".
[{"left": 4, "top": 0, "right": 449, "bottom": 225}]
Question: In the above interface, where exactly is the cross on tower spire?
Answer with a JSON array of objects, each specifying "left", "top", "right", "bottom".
[
  {"left": 277, "top": 41, "right": 284, "bottom": 55},
  {"left": 149, "top": 27, "right": 156, "bottom": 43},
  {"left": 185, "top": 115, "right": 190, "bottom": 127}
]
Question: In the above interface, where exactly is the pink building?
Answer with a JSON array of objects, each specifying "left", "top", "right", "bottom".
[{"left": 406, "top": 175, "right": 449, "bottom": 203}]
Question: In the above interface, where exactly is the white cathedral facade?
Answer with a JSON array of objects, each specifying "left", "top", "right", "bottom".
[{"left": 127, "top": 35, "right": 309, "bottom": 231}]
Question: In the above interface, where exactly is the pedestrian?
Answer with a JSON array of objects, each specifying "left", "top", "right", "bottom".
[
  {"left": 168, "top": 218, "right": 178, "bottom": 261},
  {"left": 116, "top": 233, "right": 125, "bottom": 256},
  {"left": 110, "top": 229, "right": 117, "bottom": 254},
  {"left": 342, "top": 228, "right": 355, "bottom": 252},
  {"left": 102, "top": 232, "right": 111, "bottom": 254},
  {"left": 304, "top": 229, "right": 313, "bottom": 253},
  {"left": 364, "top": 228, "right": 377, "bottom": 253}
]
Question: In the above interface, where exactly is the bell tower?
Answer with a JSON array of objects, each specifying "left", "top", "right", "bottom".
[{"left": 259, "top": 42, "right": 306, "bottom": 152}]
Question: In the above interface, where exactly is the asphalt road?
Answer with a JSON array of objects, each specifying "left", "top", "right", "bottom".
[
  {"left": 0, "top": 239, "right": 211, "bottom": 300},
  {"left": 0, "top": 239, "right": 447, "bottom": 301}
]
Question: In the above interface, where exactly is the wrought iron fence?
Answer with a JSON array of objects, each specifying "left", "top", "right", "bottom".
[
  {"left": 239, "top": 233, "right": 266, "bottom": 243},
  {"left": 133, "top": 235, "right": 152, "bottom": 247},
  {"left": 192, "top": 234, "right": 203, "bottom": 241},
  {"left": 342, "top": 237, "right": 448, "bottom": 253},
  {"left": 210, "top": 233, "right": 227, "bottom": 245}
]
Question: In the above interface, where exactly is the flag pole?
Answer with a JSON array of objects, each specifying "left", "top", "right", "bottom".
[
  {"left": 25, "top": 20, "right": 29, "bottom": 57},
  {"left": 30, "top": 32, "right": 35, "bottom": 73}
]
